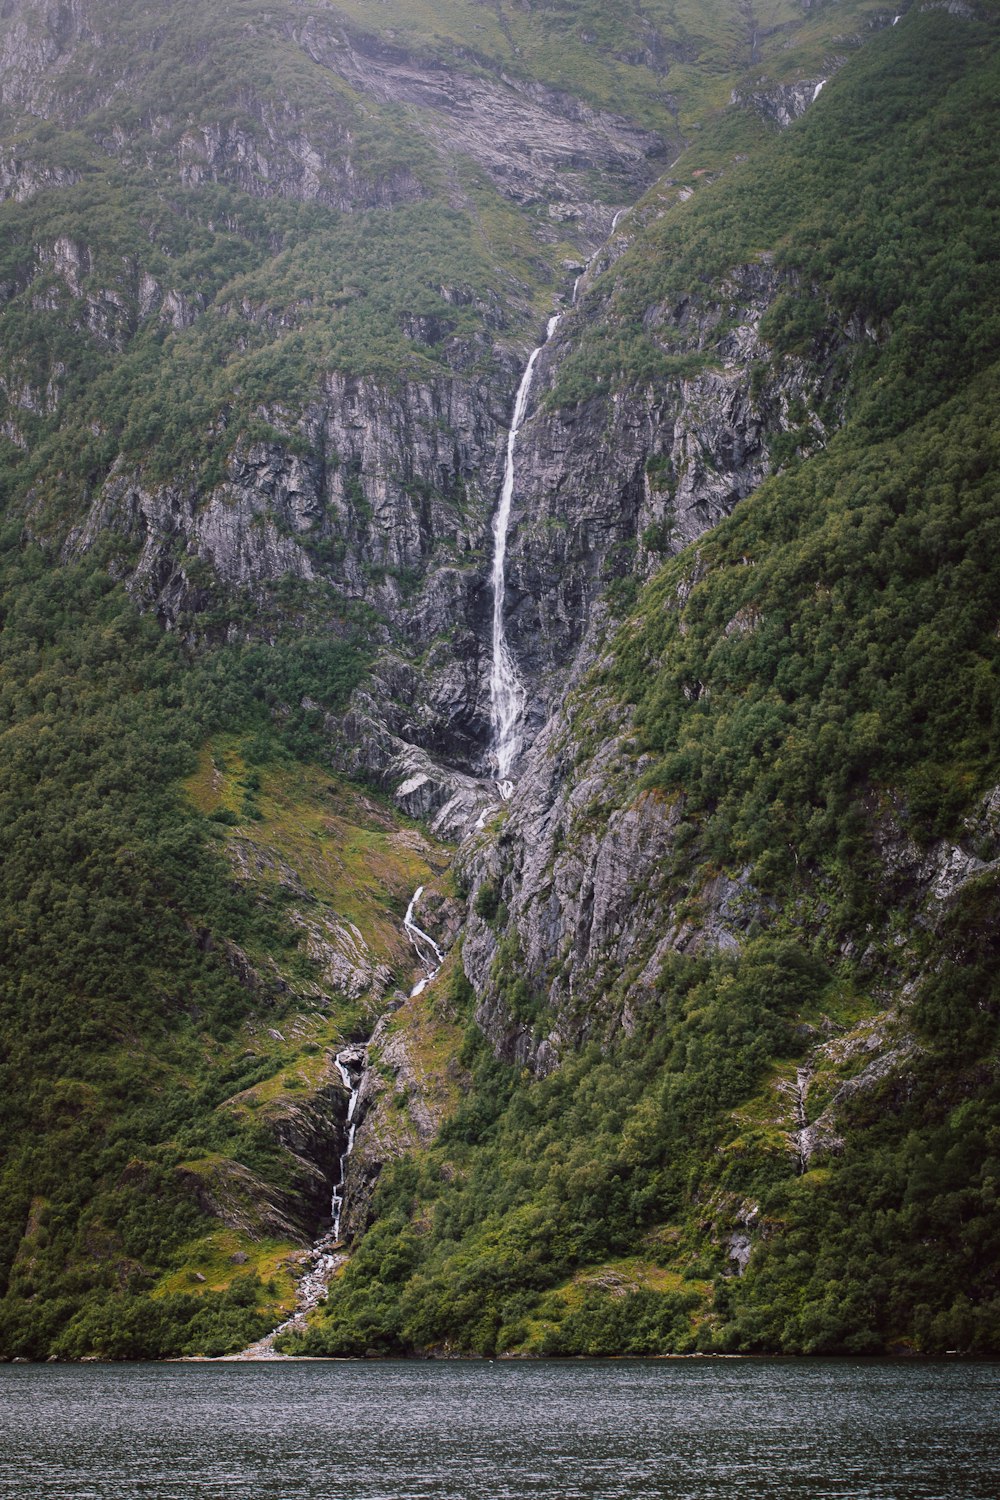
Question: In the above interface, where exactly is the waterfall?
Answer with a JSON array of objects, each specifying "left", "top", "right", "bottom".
[
  {"left": 323, "top": 885, "right": 444, "bottom": 1245},
  {"left": 233, "top": 1040, "right": 366, "bottom": 1353},
  {"left": 329, "top": 1046, "right": 365, "bottom": 1243},
  {"left": 572, "top": 208, "right": 627, "bottom": 306},
  {"left": 812, "top": 78, "right": 826, "bottom": 100},
  {"left": 489, "top": 313, "right": 561, "bottom": 795},
  {"left": 403, "top": 884, "right": 445, "bottom": 996},
  {"left": 233, "top": 886, "right": 447, "bottom": 1355},
  {"left": 489, "top": 209, "right": 632, "bottom": 795}
]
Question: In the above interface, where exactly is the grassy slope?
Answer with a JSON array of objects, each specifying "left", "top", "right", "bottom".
[
  {"left": 0, "top": 543, "right": 449, "bottom": 1358},
  {"left": 328, "top": 0, "right": 890, "bottom": 127}
]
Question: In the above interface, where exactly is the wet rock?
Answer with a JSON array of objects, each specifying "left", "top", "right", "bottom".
[
  {"left": 731, "top": 78, "right": 831, "bottom": 129},
  {"left": 727, "top": 1233, "right": 752, "bottom": 1275}
]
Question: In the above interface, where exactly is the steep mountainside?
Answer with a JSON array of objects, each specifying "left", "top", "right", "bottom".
[{"left": 0, "top": 0, "right": 998, "bottom": 1359}]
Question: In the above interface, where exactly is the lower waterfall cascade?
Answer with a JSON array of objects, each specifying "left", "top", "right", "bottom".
[
  {"left": 330, "top": 1045, "right": 366, "bottom": 1243},
  {"left": 404, "top": 884, "right": 445, "bottom": 996},
  {"left": 230, "top": 885, "right": 445, "bottom": 1356}
]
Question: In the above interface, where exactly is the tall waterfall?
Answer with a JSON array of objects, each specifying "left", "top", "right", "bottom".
[{"left": 490, "top": 314, "right": 560, "bottom": 796}]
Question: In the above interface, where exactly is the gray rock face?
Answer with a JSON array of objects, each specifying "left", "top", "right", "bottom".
[
  {"left": 298, "top": 21, "right": 668, "bottom": 241},
  {"left": 1, "top": 4, "right": 904, "bottom": 1075},
  {"left": 449, "top": 245, "right": 887, "bottom": 1067},
  {"left": 0, "top": 1, "right": 664, "bottom": 231},
  {"left": 64, "top": 361, "right": 514, "bottom": 806},
  {"left": 459, "top": 699, "right": 758, "bottom": 1069},
  {"left": 69, "top": 360, "right": 509, "bottom": 606},
  {"left": 872, "top": 783, "right": 1000, "bottom": 918},
  {"left": 499, "top": 261, "right": 837, "bottom": 729},
  {"left": 0, "top": 147, "right": 78, "bottom": 203},
  {"left": 0, "top": 0, "right": 673, "bottom": 805},
  {"left": 731, "top": 77, "right": 831, "bottom": 129},
  {"left": 0, "top": 0, "right": 426, "bottom": 212},
  {"left": 56, "top": 191, "right": 799, "bottom": 834}
]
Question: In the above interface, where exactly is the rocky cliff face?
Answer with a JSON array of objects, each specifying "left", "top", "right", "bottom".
[
  {"left": 3, "top": 0, "right": 996, "bottom": 1360},
  {"left": 0, "top": 0, "right": 676, "bottom": 828},
  {"left": 0, "top": 0, "right": 873, "bottom": 847},
  {"left": 453, "top": 245, "right": 862, "bottom": 1062},
  {"left": 295, "top": 18, "right": 668, "bottom": 240},
  {"left": 499, "top": 259, "right": 842, "bottom": 726}
]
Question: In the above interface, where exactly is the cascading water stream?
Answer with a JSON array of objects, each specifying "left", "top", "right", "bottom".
[
  {"left": 404, "top": 885, "right": 445, "bottom": 996},
  {"left": 232, "top": 883, "right": 446, "bottom": 1355},
  {"left": 573, "top": 208, "right": 627, "bottom": 304},
  {"left": 233, "top": 1042, "right": 365, "bottom": 1355},
  {"left": 329, "top": 1047, "right": 364, "bottom": 1243},
  {"left": 326, "top": 886, "right": 441, "bottom": 1241},
  {"left": 489, "top": 314, "right": 561, "bottom": 797}
]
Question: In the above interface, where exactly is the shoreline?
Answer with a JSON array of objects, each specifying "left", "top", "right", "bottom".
[{"left": 1, "top": 1350, "right": 982, "bottom": 1367}]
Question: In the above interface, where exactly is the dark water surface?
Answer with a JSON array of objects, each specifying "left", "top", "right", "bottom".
[{"left": 0, "top": 1358, "right": 997, "bottom": 1499}]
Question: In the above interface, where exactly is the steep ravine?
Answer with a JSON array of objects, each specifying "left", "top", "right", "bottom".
[
  {"left": 228, "top": 883, "right": 452, "bottom": 1360},
  {"left": 226, "top": 78, "right": 881, "bottom": 1336},
  {"left": 0, "top": 0, "right": 678, "bottom": 849}
]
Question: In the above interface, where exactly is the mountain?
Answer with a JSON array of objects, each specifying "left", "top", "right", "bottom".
[{"left": 0, "top": 0, "right": 998, "bottom": 1360}]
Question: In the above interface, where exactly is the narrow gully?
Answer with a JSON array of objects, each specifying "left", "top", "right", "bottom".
[{"left": 232, "top": 885, "right": 443, "bottom": 1356}]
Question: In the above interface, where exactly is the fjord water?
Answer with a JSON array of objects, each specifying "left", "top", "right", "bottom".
[{"left": 1, "top": 1360, "right": 998, "bottom": 1499}]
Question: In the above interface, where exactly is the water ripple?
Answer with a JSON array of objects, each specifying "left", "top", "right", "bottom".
[{"left": 0, "top": 1359, "right": 997, "bottom": 1499}]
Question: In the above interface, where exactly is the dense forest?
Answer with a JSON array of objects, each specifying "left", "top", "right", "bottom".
[{"left": 0, "top": 0, "right": 998, "bottom": 1360}]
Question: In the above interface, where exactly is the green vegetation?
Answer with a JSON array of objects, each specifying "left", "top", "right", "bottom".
[
  {"left": 0, "top": 179, "right": 533, "bottom": 519},
  {"left": 554, "top": 10, "right": 1000, "bottom": 409},
  {"left": 610, "top": 10, "right": 1000, "bottom": 926},
  {"left": 0, "top": 0, "right": 570, "bottom": 541},
  {"left": 329, "top": 0, "right": 891, "bottom": 131},
  {"left": 284, "top": 940, "right": 817, "bottom": 1356},
  {"left": 283, "top": 9, "right": 1000, "bottom": 1359},
  {"left": 289, "top": 926, "right": 1000, "bottom": 1356},
  {"left": 0, "top": 535, "right": 439, "bottom": 1359},
  {"left": 3, "top": 0, "right": 1000, "bottom": 1361}
]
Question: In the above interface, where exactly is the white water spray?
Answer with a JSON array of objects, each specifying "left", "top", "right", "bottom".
[
  {"left": 329, "top": 1046, "right": 365, "bottom": 1242},
  {"left": 812, "top": 78, "right": 826, "bottom": 100},
  {"left": 403, "top": 885, "right": 445, "bottom": 995},
  {"left": 489, "top": 313, "right": 561, "bottom": 794},
  {"left": 489, "top": 209, "right": 634, "bottom": 793},
  {"left": 231, "top": 886, "right": 447, "bottom": 1356},
  {"left": 572, "top": 208, "right": 627, "bottom": 306}
]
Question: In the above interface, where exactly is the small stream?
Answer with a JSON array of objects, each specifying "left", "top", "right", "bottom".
[
  {"left": 329, "top": 1046, "right": 366, "bottom": 1243},
  {"left": 403, "top": 884, "right": 445, "bottom": 996},
  {"left": 232, "top": 886, "right": 443, "bottom": 1357}
]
